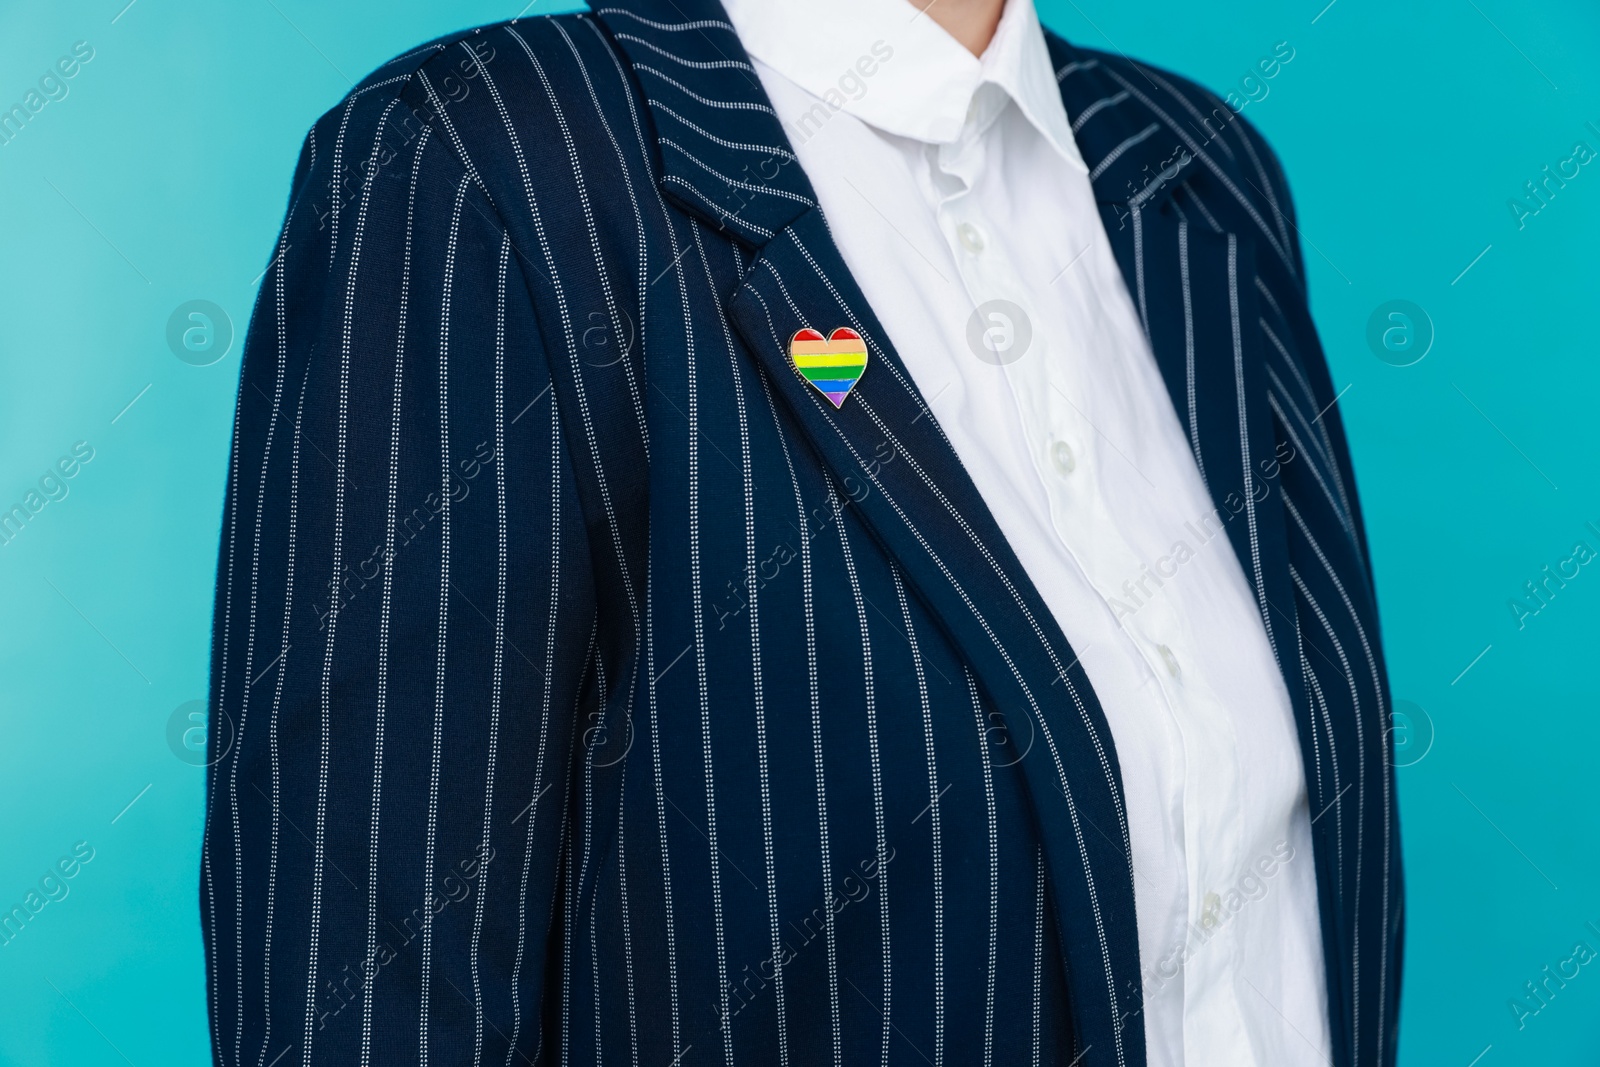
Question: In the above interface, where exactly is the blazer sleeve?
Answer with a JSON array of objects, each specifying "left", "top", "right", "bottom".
[{"left": 201, "top": 78, "right": 596, "bottom": 1066}]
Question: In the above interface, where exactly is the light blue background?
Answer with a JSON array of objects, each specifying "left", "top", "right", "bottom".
[{"left": 1, "top": 0, "right": 1596, "bottom": 1063}]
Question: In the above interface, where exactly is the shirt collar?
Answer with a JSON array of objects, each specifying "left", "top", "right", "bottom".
[{"left": 721, "top": 0, "right": 1086, "bottom": 172}]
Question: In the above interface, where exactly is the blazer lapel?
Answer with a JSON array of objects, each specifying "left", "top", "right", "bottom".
[{"left": 595, "top": 2, "right": 1147, "bottom": 1062}]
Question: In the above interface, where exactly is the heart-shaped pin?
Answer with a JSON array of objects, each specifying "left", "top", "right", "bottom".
[{"left": 790, "top": 327, "right": 868, "bottom": 409}]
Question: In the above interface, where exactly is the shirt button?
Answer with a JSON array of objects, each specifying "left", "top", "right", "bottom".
[
  {"left": 1201, "top": 891, "right": 1222, "bottom": 929},
  {"left": 1050, "top": 440, "right": 1076, "bottom": 477},
  {"left": 1157, "top": 643, "right": 1181, "bottom": 679},
  {"left": 957, "top": 222, "right": 985, "bottom": 254}
]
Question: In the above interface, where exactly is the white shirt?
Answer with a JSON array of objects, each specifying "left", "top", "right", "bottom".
[{"left": 720, "top": 0, "right": 1334, "bottom": 1062}]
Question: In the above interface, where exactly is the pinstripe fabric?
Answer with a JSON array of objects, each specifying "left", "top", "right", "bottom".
[{"left": 202, "top": 4, "right": 1400, "bottom": 1065}]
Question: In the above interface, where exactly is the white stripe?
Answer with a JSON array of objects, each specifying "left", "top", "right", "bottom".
[
  {"left": 326, "top": 96, "right": 358, "bottom": 270},
  {"left": 500, "top": 59, "right": 658, "bottom": 1039},
  {"left": 964, "top": 669, "right": 998, "bottom": 1067},
  {"left": 1054, "top": 57, "right": 1100, "bottom": 81},
  {"left": 313, "top": 74, "right": 411, "bottom": 273},
  {"left": 577, "top": 641, "right": 609, "bottom": 1066},
  {"left": 222, "top": 168, "right": 301, "bottom": 1067},
  {"left": 360, "top": 120, "right": 431, "bottom": 1067},
  {"left": 1254, "top": 273, "right": 1287, "bottom": 321},
  {"left": 794, "top": 419, "right": 840, "bottom": 1067},
  {"left": 1301, "top": 647, "right": 1345, "bottom": 879},
  {"left": 728, "top": 324, "right": 801, "bottom": 1067},
  {"left": 1089, "top": 121, "right": 1159, "bottom": 182},
  {"left": 1285, "top": 492, "right": 1392, "bottom": 1056},
  {"left": 616, "top": 759, "right": 641, "bottom": 1067},
  {"left": 660, "top": 137, "right": 815, "bottom": 205},
  {"left": 302, "top": 97, "right": 399, "bottom": 1067},
  {"left": 594, "top": 9, "right": 736, "bottom": 33},
  {"left": 561, "top": 635, "right": 584, "bottom": 1067},
  {"left": 551, "top": 22, "right": 652, "bottom": 461},
  {"left": 531, "top": 701, "right": 583, "bottom": 1067},
  {"left": 828, "top": 481, "right": 892, "bottom": 1067},
  {"left": 1178, "top": 219, "right": 1206, "bottom": 491},
  {"left": 1296, "top": 633, "right": 1328, "bottom": 855},
  {"left": 417, "top": 69, "right": 495, "bottom": 207},
  {"left": 1130, "top": 207, "right": 1149, "bottom": 338},
  {"left": 506, "top": 358, "right": 565, "bottom": 1063},
  {"left": 1031, "top": 846, "right": 1044, "bottom": 1067},
  {"left": 501, "top": 26, "right": 642, "bottom": 628},
  {"left": 1071, "top": 89, "right": 1130, "bottom": 133},
  {"left": 653, "top": 101, "right": 795, "bottom": 160},
  {"left": 590, "top": 892, "right": 605, "bottom": 1066},
  {"left": 1135, "top": 66, "right": 1237, "bottom": 164},
  {"left": 662, "top": 174, "right": 777, "bottom": 238},
  {"left": 1226, "top": 235, "right": 1282, "bottom": 671},
  {"left": 891, "top": 567, "right": 942, "bottom": 1066},
  {"left": 555, "top": 23, "right": 649, "bottom": 1063},
  {"left": 1262, "top": 333, "right": 1339, "bottom": 478},
  {"left": 384, "top": 42, "right": 446, "bottom": 67},
  {"left": 1260, "top": 314, "right": 1357, "bottom": 537},
  {"left": 1267, "top": 389, "right": 1354, "bottom": 539},
  {"left": 205, "top": 210, "right": 253, "bottom": 1063},
  {"left": 1290, "top": 564, "right": 1368, "bottom": 1061},
  {"left": 1180, "top": 180, "right": 1224, "bottom": 233},
  {"left": 417, "top": 170, "right": 474, "bottom": 1067},
  {"left": 612, "top": 32, "right": 755, "bottom": 72},
  {"left": 1227, "top": 117, "right": 1292, "bottom": 254},
  {"left": 636, "top": 65, "right": 777, "bottom": 113},
  {"left": 467, "top": 233, "right": 513, "bottom": 1067},
  {"left": 680, "top": 220, "right": 736, "bottom": 1067},
  {"left": 581, "top": 18, "right": 690, "bottom": 1051},
  {"left": 256, "top": 363, "right": 312, "bottom": 1067}
]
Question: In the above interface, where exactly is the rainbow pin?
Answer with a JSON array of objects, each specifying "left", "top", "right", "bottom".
[{"left": 789, "top": 327, "right": 868, "bottom": 409}]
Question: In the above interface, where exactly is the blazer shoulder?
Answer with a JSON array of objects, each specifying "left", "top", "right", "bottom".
[
  {"left": 339, "top": 14, "right": 602, "bottom": 100},
  {"left": 297, "top": 15, "right": 634, "bottom": 208}
]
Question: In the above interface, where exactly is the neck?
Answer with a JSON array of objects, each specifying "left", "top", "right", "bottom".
[{"left": 916, "top": 0, "right": 1006, "bottom": 56}]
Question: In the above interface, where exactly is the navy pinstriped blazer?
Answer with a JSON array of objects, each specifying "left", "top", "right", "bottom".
[{"left": 201, "top": 1, "right": 1402, "bottom": 1064}]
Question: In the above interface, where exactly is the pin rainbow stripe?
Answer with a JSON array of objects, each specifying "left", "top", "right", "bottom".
[{"left": 789, "top": 327, "right": 867, "bottom": 408}]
